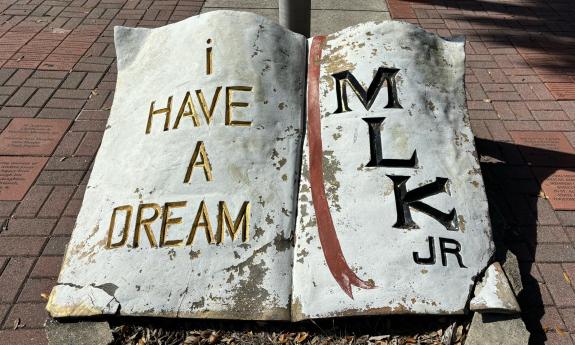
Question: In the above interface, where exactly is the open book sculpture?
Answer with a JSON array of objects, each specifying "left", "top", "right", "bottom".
[{"left": 47, "top": 11, "right": 512, "bottom": 321}]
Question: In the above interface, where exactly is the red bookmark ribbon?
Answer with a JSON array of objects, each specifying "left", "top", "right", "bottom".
[{"left": 306, "top": 36, "right": 375, "bottom": 299}]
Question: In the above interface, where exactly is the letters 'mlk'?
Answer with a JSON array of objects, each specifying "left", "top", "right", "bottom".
[
  {"left": 329, "top": 65, "right": 466, "bottom": 271},
  {"left": 387, "top": 175, "right": 458, "bottom": 231},
  {"left": 362, "top": 117, "right": 417, "bottom": 168},
  {"left": 333, "top": 67, "right": 402, "bottom": 113}
]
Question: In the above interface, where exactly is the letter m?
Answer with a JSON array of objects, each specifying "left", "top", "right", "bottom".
[{"left": 332, "top": 67, "right": 402, "bottom": 113}]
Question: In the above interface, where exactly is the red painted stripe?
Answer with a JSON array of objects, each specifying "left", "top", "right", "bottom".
[{"left": 307, "top": 36, "right": 375, "bottom": 299}]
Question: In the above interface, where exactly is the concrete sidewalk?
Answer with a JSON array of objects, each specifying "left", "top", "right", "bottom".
[{"left": 200, "top": 0, "right": 389, "bottom": 35}]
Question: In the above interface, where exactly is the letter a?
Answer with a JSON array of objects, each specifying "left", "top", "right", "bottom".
[
  {"left": 184, "top": 141, "right": 213, "bottom": 183},
  {"left": 173, "top": 91, "right": 200, "bottom": 129}
]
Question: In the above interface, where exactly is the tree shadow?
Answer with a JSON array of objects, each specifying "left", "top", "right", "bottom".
[
  {"left": 406, "top": 0, "right": 575, "bottom": 76},
  {"left": 475, "top": 137, "right": 575, "bottom": 345}
]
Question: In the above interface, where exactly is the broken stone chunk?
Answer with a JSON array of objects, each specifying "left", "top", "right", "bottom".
[
  {"left": 465, "top": 312, "right": 529, "bottom": 345},
  {"left": 47, "top": 284, "right": 120, "bottom": 317},
  {"left": 502, "top": 250, "right": 523, "bottom": 296},
  {"left": 470, "top": 262, "right": 521, "bottom": 314}
]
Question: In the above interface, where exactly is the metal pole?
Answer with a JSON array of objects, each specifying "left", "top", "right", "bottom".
[{"left": 279, "top": 0, "right": 311, "bottom": 37}]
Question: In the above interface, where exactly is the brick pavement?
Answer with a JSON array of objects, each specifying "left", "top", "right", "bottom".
[
  {"left": 386, "top": 0, "right": 575, "bottom": 344},
  {"left": 0, "top": 0, "right": 204, "bottom": 343},
  {"left": 0, "top": 0, "right": 574, "bottom": 344}
]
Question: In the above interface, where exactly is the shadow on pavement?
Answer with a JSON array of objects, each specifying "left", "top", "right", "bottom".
[
  {"left": 476, "top": 137, "right": 575, "bottom": 345},
  {"left": 407, "top": 0, "right": 575, "bottom": 77}
]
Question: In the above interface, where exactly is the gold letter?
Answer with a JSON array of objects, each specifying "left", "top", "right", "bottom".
[
  {"left": 218, "top": 201, "right": 250, "bottom": 243},
  {"left": 225, "top": 86, "right": 253, "bottom": 126},
  {"left": 146, "top": 96, "right": 172, "bottom": 134},
  {"left": 186, "top": 200, "right": 215, "bottom": 245},
  {"left": 173, "top": 91, "right": 200, "bottom": 129},
  {"left": 184, "top": 141, "right": 213, "bottom": 183},
  {"left": 133, "top": 203, "right": 160, "bottom": 248},
  {"left": 159, "top": 201, "right": 187, "bottom": 247},
  {"left": 106, "top": 205, "right": 132, "bottom": 249},
  {"left": 196, "top": 87, "right": 221, "bottom": 125},
  {"left": 206, "top": 38, "right": 213, "bottom": 75}
]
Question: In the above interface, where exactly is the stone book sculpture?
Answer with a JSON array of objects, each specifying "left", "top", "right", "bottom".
[{"left": 47, "top": 10, "right": 509, "bottom": 321}]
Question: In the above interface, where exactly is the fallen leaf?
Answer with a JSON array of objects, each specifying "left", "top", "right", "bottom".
[
  {"left": 369, "top": 335, "right": 390, "bottom": 341},
  {"left": 538, "top": 190, "right": 547, "bottom": 199},
  {"left": 208, "top": 333, "right": 219, "bottom": 344},
  {"left": 295, "top": 332, "right": 309, "bottom": 343},
  {"left": 454, "top": 325, "right": 463, "bottom": 342},
  {"left": 184, "top": 335, "right": 200, "bottom": 345}
]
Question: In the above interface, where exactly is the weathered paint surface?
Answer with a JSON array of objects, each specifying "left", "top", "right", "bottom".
[
  {"left": 292, "top": 21, "right": 494, "bottom": 320},
  {"left": 470, "top": 262, "right": 521, "bottom": 314},
  {"left": 47, "top": 11, "right": 306, "bottom": 320},
  {"left": 49, "top": 13, "right": 496, "bottom": 321}
]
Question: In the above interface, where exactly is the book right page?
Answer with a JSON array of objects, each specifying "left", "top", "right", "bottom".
[{"left": 292, "top": 21, "right": 494, "bottom": 320}]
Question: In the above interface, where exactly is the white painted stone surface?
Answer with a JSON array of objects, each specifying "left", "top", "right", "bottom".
[
  {"left": 292, "top": 21, "right": 494, "bottom": 320},
  {"left": 48, "top": 12, "right": 495, "bottom": 321},
  {"left": 470, "top": 262, "right": 521, "bottom": 314},
  {"left": 48, "top": 285, "right": 120, "bottom": 317},
  {"left": 47, "top": 11, "right": 306, "bottom": 320}
]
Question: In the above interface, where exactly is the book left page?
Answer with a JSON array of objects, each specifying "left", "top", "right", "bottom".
[{"left": 47, "top": 10, "right": 306, "bottom": 321}]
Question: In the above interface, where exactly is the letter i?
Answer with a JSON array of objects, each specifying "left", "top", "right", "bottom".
[{"left": 206, "top": 39, "right": 213, "bottom": 75}]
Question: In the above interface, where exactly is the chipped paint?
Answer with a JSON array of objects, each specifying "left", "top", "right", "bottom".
[
  {"left": 470, "top": 262, "right": 521, "bottom": 314},
  {"left": 47, "top": 11, "right": 305, "bottom": 321},
  {"left": 48, "top": 14, "right": 494, "bottom": 322},
  {"left": 47, "top": 284, "right": 120, "bottom": 317},
  {"left": 293, "top": 21, "right": 493, "bottom": 320}
]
